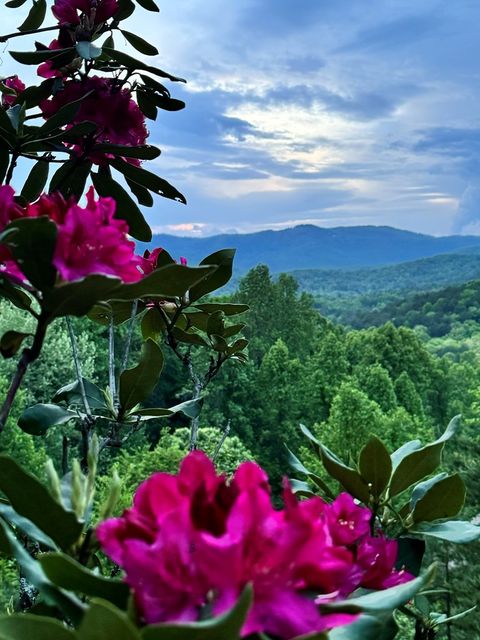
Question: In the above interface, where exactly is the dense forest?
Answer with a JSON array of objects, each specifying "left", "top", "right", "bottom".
[{"left": 1, "top": 262, "right": 479, "bottom": 638}]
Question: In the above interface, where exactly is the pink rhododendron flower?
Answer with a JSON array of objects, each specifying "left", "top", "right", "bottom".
[
  {"left": 40, "top": 76, "right": 147, "bottom": 165},
  {"left": 97, "top": 453, "right": 413, "bottom": 639},
  {"left": 1, "top": 76, "right": 25, "bottom": 107},
  {"left": 52, "top": 0, "right": 118, "bottom": 25},
  {"left": 0, "top": 185, "right": 143, "bottom": 284}
]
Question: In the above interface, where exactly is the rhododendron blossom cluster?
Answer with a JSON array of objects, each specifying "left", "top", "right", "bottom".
[
  {"left": 52, "top": 0, "right": 118, "bottom": 26},
  {"left": 0, "top": 185, "right": 142, "bottom": 283},
  {"left": 40, "top": 76, "right": 148, "bottom": 165},
  {"left": 1, "top": 75, "right": 25, "bottom": 107},
  {"left": 97, "top": 452, "right": 412, "bottom": 639}
]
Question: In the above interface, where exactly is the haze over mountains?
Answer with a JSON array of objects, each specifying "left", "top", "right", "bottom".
[{"left": 141, "top": 225, "right": 480, "bottom": 274}]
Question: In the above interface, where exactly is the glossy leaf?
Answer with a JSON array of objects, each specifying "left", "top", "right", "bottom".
[
  {"left": 78, "top": 599, "right": 141, "bottom": 640},
  {"left": 4, "top": 217, "right": 57, "bottom": 289},
  {"left": 0, "top": 143, "right": 9, "bottom": 183},
  {"left": 193, "top": 303, "right": 249, "bottom": 316},
  {"left": 409, "top": 520, "right": 480, "bottom": 543},
  {"left": 42, "top": 275, "right": 122, "bottom": 319},
  {"left": 329, "top": 613, "right": 398, "bottom": 640},
  {"left": 137, "top": 89, "right": 158, "bottom": 119},
  {"left": 135, "top": 398, "right": 203, "bottom": 420},
  {"left": 126, "top": 177, "right": 154, "bottom": 206},
  {"left": 389, "top": 416, "right": 461, "bottom": 497},
  {"left": 0, "top": 503, "right": 57, "bottom": 549},
  {"left": 110, "top": 157, "right": 186, "bottom": 203},
  {"left": 390, "top": 440, "right": 422, "bottom": 470},
  {"left": 286, "top": 446, "right": 335, "bottom": 499},
  {"left": 40, "top": 553, "right": 130, "bottom": 609},
  {"left": 359, "top": 436, "right": 392, "bottom": 498},
  {"left": 320, "top": 565, "right": 435, "bottom": 614},
  {"left": 319, "top": 445, "right": 371, "bottom": 504},
  {"left": 9, "top": 47, "right": 74, "bottom": 65},
  {"left": 121, "top": 30, "right": 158, "bottom": 55},
  {"left": 103, "top": 47, "right": 186, "bottom": 82},
  {"left": 141, "top": 584, "right": 252, "bottom": 640},
  {"left": 0, "top": 455, "right": 83, "bottom": 549},
  {"left": 119, "top": 338, "right": 164, "bottom": 412},
  {"left": 18, "top": 0, "right": 46, "bottom": 31},
  {"left": 189, "top": 249, "right": 236, "bottom": 302},
  {"left": 141, "top": 307, "right": 166, "bottom": 341},
  {"left": 412, "top": 473, "right": 466, "bottom": 523},
  {"left": 395, "top": 537, "right": 425, "bottom": 577},
  {"left": 0, "top": 518, "right": 84, "bottom": 622},
  {"left": 0, "top": 275, "right": 32, "bottom": 310},
  {"left": 0, "top": 330, "right": 30, "bottom": 358},
  {"left": 0, "top": 614, "right": 76, "bottom": 639},
  {"left": 18, "top": 403, "right": 76, "bottom": 436},
  {"left": 88, "top": 300, "right": 141, "bottom": 326},
  {"left": 91, "top": 170, "right": 151, "bottom": 242},
  {"left": 53, "top": 378, "right": 107, "bottom": 410},
  {"left": 20, "top": 159, "right": 49, "bottom": 202},
  {"left": 114, "top": 264, "right": 216, "bottom": 300},
  {"left": 134, "top": 0, "right": 159, "bottom": 11},
  {"left": 94, "top": 143, "right": 161, "bottom": 160},
  {"left": 410, "top": 472, "right": 448, "bottom": 510}
]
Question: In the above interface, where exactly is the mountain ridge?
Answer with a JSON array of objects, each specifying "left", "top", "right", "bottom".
[{"left": 138, "top": 224, "right": 480, "bottom": 273}]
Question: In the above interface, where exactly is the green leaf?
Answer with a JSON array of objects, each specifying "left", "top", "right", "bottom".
[
  {"left": 18, "top": 0, "right": 46, "bottom": 31},
  {"left": 119, "top": 338, "right": 164, "bottom": 413},
  {"left": 7, "top": 103, "right": 25, "bottom": 133},
  {"left": 153, "top": 94, "right": 185, "bottom": 112},
  {"left": 0, "top": 330, "right": 30, "bottom": 358},
  {"left": 141, "top": 584, "right": 252, "bottom": 640},
  {"left": 114, "top": 264, "right": 216, "bottom": 300},
  {"left": 0, "top": 614, "right": 76, "bottom": 639},
  {"left": 285, "top": 446, "right": 335, "bottom": 499},
  {"left": 410, "top": 472, "right": 448, "bottom": 510},
  {"left": 395, "top": 537, "right": 425, "bottom": 577},
  {"left": 53, "top": 378, "right": 107, "bottom": 410},
  {"left": 0, "top": 518, "right": 85, "bottom": 622},
  {"left": 9, "top": 47, "right": 74, "bottom": 65},
  {"left": 409, "top": 520, "right": 480, "bottom": 543},
  {"left": 91, "top": 170, "right": 151, "bottom": 242},
  {"left": 88, "top": 300, "right": 140, "bottom": 326},
  {"left": 359, "top": 436, "right": 392, "bottom": 499},
  {"left": 319, "top": 445, "right": 371, "bottom": 504},
  {"left": 16, "top": 78, "right": 54, "bottom": 109},
  {"left": 0, "top": 503, "right": 57, "bottom": 549},
  {"left": 411, "top": 473, "right": 466, "bottom": 523},
  {"left": 126, "top": 177, "right": 154, "bottom": 206},
  {"left": 189, "top": 249, "right": 236, "bottom": 302},
  {"left": 40, "top": 553, "right": 130, "bottom": 609},
  {"left": 0, "top": 455, "right": 83, "bottom": 549},
  {"left": 110, "top": 157, "right": 186, "bottom": 203},
  {"left": 137, "top": 89, "right": 158, "bottom": 119},
  {"left": 76, "top": 41, "right": 103, "bottom": 60},
  {"left": 389, "top": 416, "right": 461, "bottom": 497},
  {"left": 134, "top": 0, "right": 159, "bottom": 12},
  {"left": 38, "top": 90, "right": 92, "bottom": 135},
  {"left": 5, "top": 0, "right": 28, "bottom": 7},
  {"left": 329, "top": 613, "right": 398, "bottom": 640},
  {"left": 225, "top": 338, "right": 249, "bottom": 356},
  {"left": 4, "top": 217, "right": 57, "bottom": 289},
  {"left": 93, "top": 143, "right": 161, "bottom": 160},
  {"left": 431, "top": 605, "right": 477, "bottom": 626},
  {"left": 0, "top": 275, "right": 32, "bottom": 310},
  {"left": 49, "top": 158, "right": 92, "bottom": 199},
  {"left": 121, "top": 30, "right": 158, "bottom": 55},
  {"left": 194, "top": 303, "right": 249, "bottom": 316},
  {"left": 390, "top": 440, "right": 422, "bottom": 470},
  {"left": 20, "top": 159, "right": 49, "bottom": 202},
  {"left": 135, "top": 398, "right": 203, "bottom": 420},
  {"left": 18, "top": 403, "right": 76, "bottom": 435},
  {"left": 0, "top": 143, "right": 9, "bottom": 183},
  {"left": 78, "top": 599, "right": 141, "bottom": 640},
  {"left": 103, "top": 47, "right": 186, "bottom": 82},
  {"left": 42, "top": 275, "right": 122, "bottom": 319},
  {"left": 141, "top": 307, "right": 166, "bottom": 341},
  {"left": 320, "top": 565, "right": 436, "bottom": 614}
]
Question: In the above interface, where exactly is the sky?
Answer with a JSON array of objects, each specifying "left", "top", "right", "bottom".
[{"left": 2, "top": 0, "right": 480, "bottom": 237}]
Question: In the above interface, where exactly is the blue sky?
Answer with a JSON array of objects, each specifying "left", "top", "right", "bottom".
[{"left": 2, "top": 0, "right": 480, "bottom": 236}]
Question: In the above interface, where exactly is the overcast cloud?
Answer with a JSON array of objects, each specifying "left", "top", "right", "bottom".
[{"left": 1, "top": 0, "right": 479, "bottom": 236}]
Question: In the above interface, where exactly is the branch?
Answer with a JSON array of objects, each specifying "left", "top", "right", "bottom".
[
  {"left": 213, "top": 419, "right": 231, "bottom": 462},
  {"left": 65, "top": 316, "right": 92, "bottom": 418},
  {"left": 121, "top": 299, "right": 138, "bottom": 371},
  {"left": 0, "top": 25, "right": 59, "bottom": 43},
  {"left": 0, "top": 315, "right": 48, "bottom": 432},
  {"left": 108, "top": 316, "right": 117, "bottom": 409}
]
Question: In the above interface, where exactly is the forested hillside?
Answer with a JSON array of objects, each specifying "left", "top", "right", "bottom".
[{"left": 1, "top": 263, "right": 479, "bottom": 638}]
